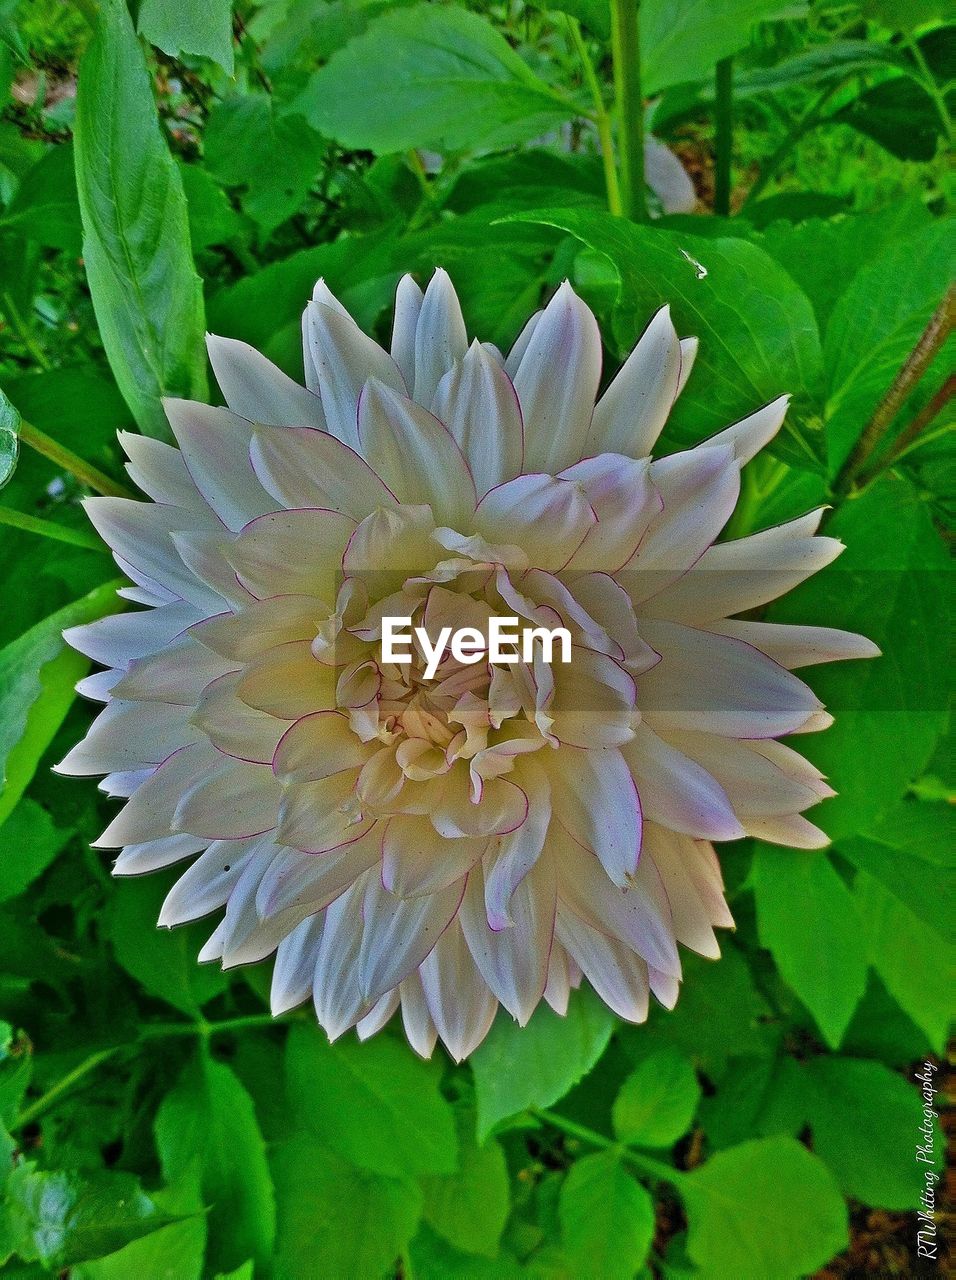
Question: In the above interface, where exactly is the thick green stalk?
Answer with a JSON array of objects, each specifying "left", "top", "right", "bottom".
[
  {"left": 566, "top": 17, "right": 623, "bottom": 217},
  {"left": 610, "top": 0, "right": 647, "bottom": 221},
  {"left": 0, "top": 505, "right": 110, "bottom": 551},
  {"left": 713, "top": 57, "right": 733, "bottom": 216},
  {"left": 533, "top": 1108, "right": 685, "bottom": 1183},
  {"left": 17, "top": 418, "right": 134, "bottom": 500}
]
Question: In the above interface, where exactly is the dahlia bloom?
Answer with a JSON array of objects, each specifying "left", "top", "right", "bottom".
[{"left": 59, "top": 271, "right": 877, "bottom": 1059}]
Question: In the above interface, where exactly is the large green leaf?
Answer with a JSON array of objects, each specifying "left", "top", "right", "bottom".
[
  {"left": 296, "top": 4, "right": 575, "bottom": 154},
  {"left": 0, "top": 799, "right": 69, "bottom": 903},
  {"left": 754, "top": 847, "right": 868, "bottom": 1048},
  {"left": 105, "top": 873, "right": 229, "bottom": 1017},
  {"left": 284, "top": 1024, "right": 457, "bottom": 1177},
  {"left": 74, "top": 1170, "right": 207, "bottom": 1280},
  {"left": 422, "top": 1105, "right": 510, "bottom": 1258},
  {"left": 471, "top": 986, "right": 614, "bottom": 1140},
  {"left": 138, "top": 0, "right": 234, "bottom": 73},
  {"left": 0, "top": 580, "right": 120, "bottom": 828},
  {"left": 6, "top": 1166, "right": 179, "bottom": 1270},
  {"left": 510, "top": 207, "right": 826, "bottom": 470},
  {"left": 680, "top": 1137, "right": 848, "bottom": 1277},
  {"left": 641, "top": 0, "right": 798, "bottom": 94},
  {"left": 155, "top": 1054, "right": 276, "bottom": 1274},
  {"left": 559, "top": 1151, "right": 655, "bottom": 1278},
  {"left": 271, "top": 1136, "right": 422, "bottom": 1279},
  {"left": 612, "top": 1045, "right": 701, "bottom": 1147},
  {"left": 0, "top": 142, "right": 81, "bottom": 252},
  {"left": 74, "top": 0, "right": 207, "bottom": 439},
  {"left": 768, "top": 475, "right": 948, "bottom": 838}
]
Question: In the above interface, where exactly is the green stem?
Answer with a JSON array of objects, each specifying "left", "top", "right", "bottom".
[
  {"left": 834, "top": 286, "right": 954, "bottom": 496},
  {"left": 11, "top": 1048, "right": 119, "bottom": 1130},
  {"left": 744, "top": 83, "right": 839, "bottom": 206},
  {"left": 855, "top": 374, "right": 954, "bottom": 489},
  {"left": 566, "top": 17, "right": 623, "bottom": 218},
  {"left": 17, "top": 419, "right": 134, "bottom": 500},
  {"left": 0, "top": 505, "right": 110, "bottom": 552},
  {"left": 610, "top": 0, "right": 647, "bottom": 222},
  {"left": 1, "top": 292, "right": 51, "bottom": 371},
  {"left": 713, "top": 57, "right": 733, "bottom": 216},
  {"left": 532, "top": 1108, "right": 685, "bottom": 1183},
  {"left": 138, "top": 1012, "right": 286, "bottom": 1040}
]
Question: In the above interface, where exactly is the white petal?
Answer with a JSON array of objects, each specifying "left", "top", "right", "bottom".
[
  {"left": 515, "top": 281, "right": 602, "bottom": 473},
  {"left": 431, "top": 341, "right": 524, "bottom": 496},
  {"left": 119, "top": 432, "right": 202, "bottom": 507},
  {"left": 112, "top": 832, "right": 205, "bottom": 875},
  {"left": 276, "top": 770, "right": 370, "bottom": 853},
  {"left": 381, "top": 815, "right": 484, "bottom": 897},
  {"left": 206, "top": 334, "right": 326, "bottom": 428},
  {"left": 399, "top": 971, "right": 438, "bottom": 1059},
  {"left": 313, "top": 876, "right": 372, "bottom": 1038},
  {"left": 173, "top": 752, "right": 281, "bottom": 839},
  {"left": 94, "top": 742, "right": 220, "bottom": 848},
  {"left": 357, "top": 379, "right": 476, "bottom": 525},
  {"left": 56, "top": 700, "right": 199, "bottom": 775},
  {"left": 643, "top": 826, "right": 724, "bottom": 958},
  {"left": 504, "top": 309, "right": 541, "bottom": 377},
  {"left": 419, "top": 919, "right": 498, "bottom": 1061},
  {"left": 356, "top": 988, "right": 401, "bottom": 1040},
  {"left": 273, "top": 711, "right": 370, "bottom": 782},
  {"left": 271, "top": 915, "right": 324, "bottom": 1015},
  {"left": 250, "top": 424, "right": 398, "bottom": 517},
  {"left": 560, "top": 454, "right": 662, "bottom": 572},
  {"left": 224, "top": 508, "right": 353, "bottom": 601},
  {"left": 548, "top": 747, "right": 642, "bottom": 887},
  {"left": 555, "top": 908, "right": 650, "bottom": 1023},
  {"left": 589, "top": 306, "right": 680, "bottom": 458},
  {"left": 621, "top": 722, "right": 744, "bottom": 841},
  {"left": 256, "top": 831, "right": 379, "bottom": 920},
  {"left": 358, "top": 874, "right": 466, "bottom": 1001},
  {"left": 390, "top": 274, "right": 424, "bottom": 389},
  {"left": 706, "top": 394, "right": 790, "bottom": 465},
  {"left": 304, "top": 301, "right": 405, "bottom": 449},
  {"left": 163, "top": 400, "right": 275, "bottom": 531},
  {"left": 65, "top": 599, "right": 197, "bottom": 667},
  {"left": 663, "top": 730, "right": 834, "bottom": 817},
  {"left": 676, "top": 337, "right": 698, "bottom": 396},
  {"left": 743, "top": 812, "right": 829, "bottom": 848},
  {"left": 708, "top": 620, "right": 881, "bottom": 668},
  {"left": 413, "top": 268, "right": 468, "bottom": 407},
  {"left": 482, "top": 760, "right": 550, "bottom": 928},
  {"left": 192, "top": 671, "right": 285, "bottom": 764},
  {"left": 475, "top": 473, "right": 595, "bottom": 571},
  {"left": 158, "top": 837, "right": 260, "bottom": 925}
]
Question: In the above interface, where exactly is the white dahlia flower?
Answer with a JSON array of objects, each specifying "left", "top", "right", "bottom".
[{"left": 59, "top": 271, "right": 877, "bottom": 1059}]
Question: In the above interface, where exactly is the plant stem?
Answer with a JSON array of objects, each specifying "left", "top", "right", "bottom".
[
  {"left": 744, "top": 84, "right": 839, "bottom": 206},
  {"left": 0, "top": 505, "right": 110, "bottom": 552},
  {"left": 1, "top": 292, "right": 51, "bottom": 370},
  {"left": 17, "top": 419, "right": 134, "bottom": 500},
  {"left": 532, "top": 1108, "right": 685, "bottom": 1183},
  {"left": 855, "top": 374, "right": 954, "bottom": 488},
  {"left": 11, "top": 1048, "right": 119, "bottom": 1130},
  {"left": 566, "top": 17, "right": 623, "bottom": 217},
  {"left": 713, "top": 57, "right": 733, "bottom": 216},
  {"left": 610, "top": 0, "right": 647, "bottom": 222},
  {"left": 834, "top": 286, "right": 954, "bottom": 496},
  {"left": 138, "top": 1013, "right": 287, "bottom": 1040}
]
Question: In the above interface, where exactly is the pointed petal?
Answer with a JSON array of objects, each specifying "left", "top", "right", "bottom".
[
  {"left": 475, "top": 473, "right": 595, "bottom": 571},
  {"left": 250, "top": 424, "right": 398, "bottom": 517},
  {"left": 590, "top": 306, "right": 681, "bottom": 457},
  {"left": 206, "top": 333, "right": 326, "bottom": 428},
  {"left": 431, "top": 341, "right": 524, "bottom": 496},
  {"left": 621, "top": 722, "right": 744, "bottom": 841},
  {"left": 548, "top": 747, "right": 642, "bottom": 887},
  {"left": 706, "top": 394, "right": 790, "bottom": 465},
  {"left": 304, "top": 300, "right": 405, "bottom": 449},
  {"left": 708, "top": 620, "right": 881, "bottom": 668},
  {"left": 419, "top": 919, "right": 498, "bottom": 1061},
  {"left": 390, "top": 273, "right": 424, "bottom": 389},
  {"left": 413, "top": 268, "right": 468, "bottom": 407}
]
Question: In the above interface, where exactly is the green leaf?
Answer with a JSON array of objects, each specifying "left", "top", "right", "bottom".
[
  {"left": 853, "top": 873, "right": 951, "bottom": 1053},
  {"left": 612, "top": 1046, "right": 701, "bottom": 1147},
  {"left": 105, "top": 873, "right": 229, "bottom": 1016},
  {"left": 204, "top": 95, "right": 326, "bottom": 235},
  {"left": 155, "top": 1054, "right": 276, "bottom": 1274},
  {"left": 754, "top": 847, "right": 868, "bottom": 1048},
  {"left": 138, "top": 0, "right": 234, "bottom": 73},
  {"left": 422, "top": 1106, "right": 510, "bottom": 1257},
  {"left": 509, "top": 207, "right": 825, "bottom": 470},
  {"left": 641, "top": 0, "right": 797, "bottom": 94},
  {"left": 768, "top": 475, "right": 949, "bottom": 838},
  {"left": 0, "top": 383, "right": 18, "bottom": 490},
  {"left": 0, "top": 143, "right": 81, "bottom": 252},
  {"left": 284, "top": 1024, "right": 457, "bottom": 1177},
  {"left": 823, "top": 223, "right": 952, "bottom": 476},
  {"left": 6, "top": 1166, "right": 178, "bottom": 1270},
  {"left": 296, "top": 4, "right": 575, "bottom": 154},
  {"left": 800, "top": 1057, "right": 936, "bottom": 1207},
  {"left": 74, "top": 1167, "right": 207, "bottom": 1280},
  {"left": 0, "top": 799, "right": 69, "bottom": 902},
  {"left": 559, "top": 1151, "right": 655, "bottom": 1279},
  {"left": 837, "top": 76, "right": 944, "bottom": 162},
  {"left": 838, "top": 800, "right": 953, "bottom": 940},
  {"left": 0, "top": 580, "right": 120, "bottom": 828},
  {"left": 271, "top": 1136, "right": 422, "bottom": 1279},
  {"left": 471, "top": 986, "right": 614, "bottom": 1140},
  {"left": 0, "top": 1022, "right": 31, "bottom": 1127},
  {"left": 179, "top": 162, "right": 243, "bottom": 252},
  {"left": 681, "top": 1137, "right": 848, "bottom": 1278},
  {"left": 73, "top": 0, "right": 207, "bottom": 439}
]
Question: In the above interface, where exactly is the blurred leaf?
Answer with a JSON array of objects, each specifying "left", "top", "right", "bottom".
[
  {"left": 754, "top": 847, "right": 868, "bottom": 1048},
  {"left": 178, "top": 163, "right": 243, "bottom": 252},
  {"left": 824, "top": 222, "right": 952, "bottom": 475},
  {"left": 641, "top": 0, "right": 799, "bottom": 94},
  {"left": 155, "top": 1053, "right": 275, "bottom": 1274},
  {"left": 768, "top": 475, "right": 948, "bottom": 838},
  {"left": 74, "top": 0, "right": 207, "bottom": 438},
  {"left": 422, "top": 1106, "right": 510, "bottom": 1257},
  {"left": 837, "top": 75, "right": 946, "bottom": 161},
  {"left": 509, "top": 207, "right": 826, "bottom": 470},
  {"left": 0, "top": 581, "right": 120, "bottom": 828},
  {"left": 559, "top": 1151, "right": 655, "bottom": 1278},
  {"left": 6, "top": 1166, "right": 179, "bottom": 1270},
  {"left": 105, "top": 874, "right": 229, "bottom": 1017},
  {"left": 612, "top": 1045, "right": 701, "bottom": 1147},
  {"left": 271, "top": 1136, "right": 422, "bottom": 1279},
  {"left": 0, "top": 1021, "right": 31, "bottom": 1126},
  {"left": 681, "top": 1137, "right": 848, "bottom": 1277},
  {"left": 853, "top": 873, "right": 951, "bottom": 1052},
  {"left": 204, "top": 95, "right": 325, "bottom": 236},
  {"left": 0, "top": 799, "right": 69, "bottom": 903},
  {"left": 0, "top": 143, "right": 81, "bottom": 252},
  {"left": 0, "top": 382, "right": 18, "bottom": 490},
  {"left": 285, "top": 1024, "right": 457, "bottom": 1177},
  {"left": 471, "top": 986, "right": 614, "bottom": 1140},
  {"left": 138, "top": 0, "right": 234, "bottom": 73},
  {"left": 297, "top": 4, "right": 575, "bottom": 154}
]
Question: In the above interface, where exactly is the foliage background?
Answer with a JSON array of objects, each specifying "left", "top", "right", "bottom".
[{"left": 0, "top": 0, "right": 951, "bottom": 1276}]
